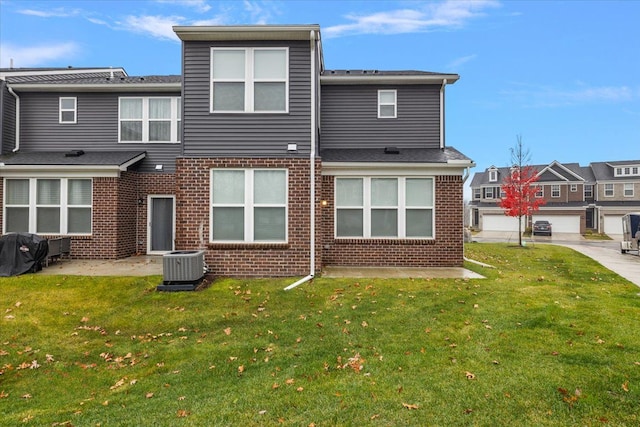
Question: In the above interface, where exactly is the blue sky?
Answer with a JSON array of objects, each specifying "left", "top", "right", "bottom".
[{"left": 1, "top": 0, "right": 639, "bottom": 192}]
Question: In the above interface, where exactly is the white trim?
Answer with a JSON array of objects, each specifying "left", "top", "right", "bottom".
[
  {"left": 377, "top": 89, "right": 397, "bottom": 118},
  {"left": 118, "top": 96, "right": 181, "bottom": 143},
  {"left": 210, "top": 47, "right": 289, "bottom": 114},
  {"left": 59, "top": 96, "right": 77, "bottom": 124},
  {"left": 322, "top": 163, "right": 469, "bottom": 176},
  {"left": 147, "top": 195, "right": 176, "bottom": 255},
  {"left": 321, "top": 74, "right": 459, "bottom": 85},
  {"left": 334, "top": 176, "right": 435, "bottom": 239},
  {"left": 8, "top": 83, "right": 179, "bottom": 92},
  {"left": 551, "top": 184, "right": 561, "bottom": 198},
  {"left": 3, "top": 177, "right": 92, "bottom": 235},
  {"left": 210, "top": 168, "right": 289, "bottom": 243}
]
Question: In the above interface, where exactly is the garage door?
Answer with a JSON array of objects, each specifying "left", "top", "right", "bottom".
[
  {"left": 603, "top": 215, "right": 624, "bottom": 236},
  {"left": 482, "top": 215, "right": 523, "bottom": 232},
  {"left": 533, "top": 215, "right": 580, "bottom": 233}
]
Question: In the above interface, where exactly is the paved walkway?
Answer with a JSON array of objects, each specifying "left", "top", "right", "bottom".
[{"left": 322, "top": 266, "right": 484, "bottom": 279}]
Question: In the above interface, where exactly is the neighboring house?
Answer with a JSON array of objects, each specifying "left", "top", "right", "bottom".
[
  {"left": 469, "top": 160, "right": 640, "bottom": 235},
  {"left": 0, "top": 25, "right": 474, "bottom": 277}
]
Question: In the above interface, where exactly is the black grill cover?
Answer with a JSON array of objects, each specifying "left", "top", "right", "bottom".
[{"left": 0, "top": 233, "right": 49, "bottom": 277}]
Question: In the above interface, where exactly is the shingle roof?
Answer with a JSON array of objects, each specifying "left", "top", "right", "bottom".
[
  {"left": 0, "top": 150, "right": 146, "bottom": 166},
  {"left": 590, "top": 160, "right": 640, "bottom": 180},
  {"left": 320, "top": 147, "right": 472, "bottom": 163},
  {"left": 7, "top": 75, "right": 181, "bottom": 85}
]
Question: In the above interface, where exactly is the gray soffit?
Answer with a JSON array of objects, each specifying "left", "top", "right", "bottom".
[
  {"left": 321, "top": 69, "right": 459, "bottom": 85},
  {"left": 320, "top": 147, "right": 473, "bottom": 164},
  {"left": 174, "top": 25, "right": 320, "bottom": 41}
]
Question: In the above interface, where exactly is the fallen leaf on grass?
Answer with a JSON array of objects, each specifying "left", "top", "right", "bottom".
[
  {"left": 0, "top": 390, "right": 9, "bottom": 399},
  {"left": 402, "top": 403, "right": 419, "bottom": 410},
  {"left": 622, "top": 382, "right": 629, "bottom": 392},
  {"left": 177, "top": 410, "right": 190, "bottom": 418},
  {"left": 224, "top": 327, "right": 232, "bottom": 336},
  {"left": 465, "top": 371, "right": 476, "bottom": 380}
]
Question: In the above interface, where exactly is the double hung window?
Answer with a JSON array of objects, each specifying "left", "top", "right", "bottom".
[
  {"left": 378, "top": 90, "right": 397, "bottom": 118},
  {"left": 624, "top": 183, "right": 634, "bottom": 197},
  {"left": 551, "top": 184, "right": 560, "bottom": 198},
  {"left": 119, "top": 97, "right": 181, "bottom": 142},
  {"left": 211, "top": 169, "right": 287, "bottom": 242},
  {"left": 4, "top": 178, "right": 92, "bottom": 234},
  {"left": 604, "top": 183, "right": 614, "bottom": 197},
  {"left": 59, "top": 97, "right": 77, "bottom": 124},
  {"left": 211, "top": 48, "right": 288, "bottom": 113},
  {"left": 335, "top": 177, "right": 434, "bottom": 239}
]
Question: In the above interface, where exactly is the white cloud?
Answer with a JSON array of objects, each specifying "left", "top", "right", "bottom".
[
  {"left": 324, "top": 0, "right": 500, "bottom": 38},
  {"left": 243, "top": 0, "right": 279, "bottom": 25},
  {"left": 155, "top": 0, "right": 212, "bottom": 13},
  {"left": 502, "top": 82, "right": 638, "bottom": 107},
  {"left": 117, "top": 15, "right": 186, "bottom": 42},
  {"left": 0, "top": 42, "right": 79, "bottom": 68},
  {"left": 448, "top": 54, "right": 478, "bottom": 69}
]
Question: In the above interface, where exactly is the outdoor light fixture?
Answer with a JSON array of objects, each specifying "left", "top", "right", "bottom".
[
  {"left": 321, "top": 200, "right": 328, "bottom": 207},
  {"left": 155, "top": 164, "right": 163, "bottom": 171},
  {"left": 287, "top": 143, "right": 297, "bottom": 152}
]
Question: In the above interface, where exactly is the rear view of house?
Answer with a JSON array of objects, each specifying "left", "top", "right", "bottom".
[{"left": 0, "top": 25, "right": 474, "bottom": 277}]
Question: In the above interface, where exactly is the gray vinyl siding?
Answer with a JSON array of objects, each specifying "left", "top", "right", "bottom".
[
  {"left": 182, "top": 40, "right": 312, "bottom": 157},
  {"left": 320, "top": 84, "right": 441, "bottom": 149},
  {"left": 17, "top": 91, "right": 182, "bottom": 173},
  {"left": 1, "top": 82, "right": 16, "bottom": 154}
]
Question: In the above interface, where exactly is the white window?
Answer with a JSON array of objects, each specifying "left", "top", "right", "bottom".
[
  {"left": 551, "top": 184, "right": 560, "bottom": 198},
  {"left": 335, "top": 177, "right": 434, "bottom": 239},
  {"left": 4, "top": 178, "right": 92, "bottom": 235},
  {"left": 624, "top": 183, "right": 634, "bottom": 197},
  {"left": 484, "top": 187, "right": 494, "bottom": 199},
  {"left": 119, "top": 97, "right": 181, "bottom": 143},
  {"left": 570, "top": 184, "right": 577, "bottom": 192},
  {"left": 59, "top": 97, "right": 77, "bottom": 124},
  {"left": 211, "top": 48, "right": 288, "bottom": 113},
  {"left": 616, "top": 167, "right": 623, "bottom": 176},
  {"left": 211, "top": 169, "right": 287, "bottom": 242},
  {"left": 378, "top": 90, "right": 397, "bottom": 118},
  {"left": 584, "top": 185, "right": 593, "bottom": 198},
  {"left": 489, "top": 169, "right": 497, "bottom": 182},
  {"left": 473, "top": 188, "right": 481, "bottom": 199},
  {"left": 633, "top": 167, "right": 639, "bottom": 175},
  {"left": 604, "top": 183, "right": 614, "bottom": 197},
  {"left": 535, "top": 186, "right": 544, "bottom": 198}
]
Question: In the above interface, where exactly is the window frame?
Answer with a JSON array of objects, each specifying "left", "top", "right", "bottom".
[
  {"left": 118, "top": 96, "right": 181, "bottom": 143},
  {"left": 377, "top": 89, "right": 397, "bottom": 119},
  {"left": 584, "top": 184, "right": 593, "bottom": 198},
  {"left": 210, "top": 168, "right": 288, "bottom": 243},
  {"left": 535, "top": 186, "right": 544, "bottom": 198},
  {"left": 551, "top": 184, "right": 561, "bottom": 198},
  {"left": 4, "top": 178, "right": 92, "bottom": 235},
  {"left": 570, "top": 184, "right": 577, "bottom": 192},
  {"left": 489, "top": 169, "right": 497, "bottom": 182},
  {"left": 59, "top": 97, "right": 77, "bottom": 124},
  {"left": 210, "top": 47, "right": 289, "bottom": 114},
  {"left": 334, "top": 176, "right": 435, "bottom": 239},
  {"left": 604, "top": 183, "right": 614, "bottom": 197},
  {"left": 624, "top": 183, "right": 634, "bottom": 197}
]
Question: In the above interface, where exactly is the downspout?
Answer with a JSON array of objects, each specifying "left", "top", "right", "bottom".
[
  {"left": 439, "top": 79, "right": 447, "bottom": 149},
  {"left": 7, "top": 86, "right": 20, "bottom": 152},
  {"left": 285, "top": 29, "right": 317, "bottom": 290}
]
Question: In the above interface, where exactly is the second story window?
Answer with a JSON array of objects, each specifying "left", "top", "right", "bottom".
[
  {"left": 119, "top": 97, "right": 181, "bottom": 143},
  {"left": 624, "top": 183, "right": 634, "bottom": 197},
  {"left": 551, "top": 184, "right": 560, "bottom": 198},
  {"left": 378, "top": 90, "right": 397, "bottom": 118},
  {"left": 535, "top": 186, "right": 543, "bottom": 198},
  {"left": 489, "top": 169, "right": 497, "bottom": 182},
  {"left": 211, "top": 48, "right": 288, "bottom": 113},
  {"left": 604, "top": 183, "right": 614, "bottom": 197},
  {"left": 59, "top": 97, "right": 77, "bottom": 124},
  {"left": 473, "top": 188, "right": 481, "bottom": 199},
  {"left": 570, "top": 184, "right": 577, "bottom": 192},
  {"left": 584, "top": 184, "right": 593, "bottom": 198}
]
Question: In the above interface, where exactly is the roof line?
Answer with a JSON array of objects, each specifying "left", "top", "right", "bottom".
[{"left": 0, "top": 67, "right": 128, "bottom": 79}]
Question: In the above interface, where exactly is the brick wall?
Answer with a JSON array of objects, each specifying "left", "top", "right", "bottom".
[
  {"left": 320, "top": 175, "right": 465, "bottom": 267},
  {"left": 175, "top": 157, "right": 321, "bottom": 277}
]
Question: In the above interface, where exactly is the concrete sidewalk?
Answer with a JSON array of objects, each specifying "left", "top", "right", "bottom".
[
  {"left": 560, "top": 243, "right": 640, "bottom": 288},
  {"left": 38, "top": 255, "right": 163, "bottom": 276},
  {"left": 322, "top": 266, "right": 484, "bottom": 279}
]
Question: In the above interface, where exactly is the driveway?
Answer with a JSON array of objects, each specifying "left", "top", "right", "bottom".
[{"left": 472, "top": 231, "right": 640, "bottom": 288}]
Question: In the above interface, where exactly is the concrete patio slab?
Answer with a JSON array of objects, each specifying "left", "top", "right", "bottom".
[
  {"left": 322, "top": 266, "right": 484, "bottom": 279},
  {"left": 37, "top": 255, "right": 162, "bottom": 276}
]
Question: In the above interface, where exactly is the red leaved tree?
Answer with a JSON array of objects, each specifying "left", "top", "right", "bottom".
[{"left": 498, "top": 136, "right": 546, "bottom": 246}]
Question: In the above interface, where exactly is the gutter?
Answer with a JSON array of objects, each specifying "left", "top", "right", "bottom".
[
  {"left": 440, "top": 79, "right": 447, "bottom": 149},
  {"left": 7, "top": 86, "right": 19, "bottom": 152},
  {"left": 285, "top": 29, "right": 318, "bottom": 291}
]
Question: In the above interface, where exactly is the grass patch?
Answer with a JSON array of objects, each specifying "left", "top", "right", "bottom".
[
  {"left": 1, "top": 244, "right": 639, "bottom": 426},
  {"left": 582, "top": 231, "right": 613, "bottom": 240}
]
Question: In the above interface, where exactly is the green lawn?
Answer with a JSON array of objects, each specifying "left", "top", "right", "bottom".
[{"left": 1, "top": 243, "right": 639, "bottom": 426}]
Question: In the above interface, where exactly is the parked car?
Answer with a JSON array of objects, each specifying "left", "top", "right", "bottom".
[{"left": 533, "top": 220, "right": 552, "bottom": 236}]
